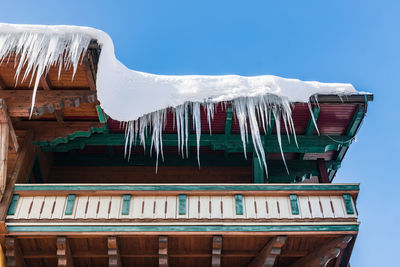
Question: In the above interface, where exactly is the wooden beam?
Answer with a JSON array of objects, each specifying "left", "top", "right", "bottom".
[
  {"left": 159, "top": 236, "right": 168, "bottom": 267},
  {"left": 5, "top": 238, "right": 26, "bottom": 267},
  {"left": 0, "top": 130, "right": 34, "bottom": 231},
  {"left": 211, "top": 235, "right": 222, "bottom": 267},
  {"left": 0, "top": 122, "right": 9, "bottom": 194},
  {"left": 54, "top": 109, "right": 64, "bottom": 123},
  {"left": 83, "top": 57, "right": 96, "bottom": 91},
  {"left": 108, "top": 236, "right": 121, "bottom": 267},
  {"left": 0, "top": 90, "right": 96, "bottom": 117},
  {"left": 0, "top": 99, "right": 19, "bottom": 152},
  {"left": 318, "top": 158, "right": 330, "bottom": 183},
  {"left": 57, "top": 237, "right": 74, "bottom": 267},
  {"left": 291, "top": 235, "right": 353, "bottom": 267},
  {"left": 40, "top": 75, "right": 52, "bottom": 91},
  {"left": 248, "top": 236, "right": 287, "bottom": 267},
  {"left": 0, "top": 76, "right": 6, "bottom": 90}
]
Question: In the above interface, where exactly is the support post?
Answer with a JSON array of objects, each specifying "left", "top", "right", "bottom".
[
  {"left": 248, "top": 236, "right": 287, "bottom": 267},
  {"left": 317, "top": 158, "right": 330, "bottom": 183},
  {"left": 253, "top": 153, "right": 264, "bottom": 183},
  {"left": 211, "top": 236, "right": 222, "bottom": 267},
  {"left": 159, "top": 236, "right": 168, "bottom": 267},
  {"left": 5, "top": 238, "right": 25, "bottom": 267},
  {"left": 57, "top": 237, "right": 74, "bottom": 267},
  {"left": 108, "top": 236, "right": 121, "bottom": 267},
  {"left": 291, "top": 235, "right": 352, "bottom": 267}
]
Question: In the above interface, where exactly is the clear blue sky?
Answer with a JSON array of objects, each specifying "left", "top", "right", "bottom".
[{"left": 2, "top": 1, "right": 398, "bottom": 265}]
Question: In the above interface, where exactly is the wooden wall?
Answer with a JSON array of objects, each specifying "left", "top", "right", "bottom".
[{"left": 47, "top": 166, "right": 252, "bottom": 184}]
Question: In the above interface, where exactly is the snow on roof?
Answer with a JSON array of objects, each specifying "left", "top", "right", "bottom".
[{"left": 0, "top": 23, "right": 365, "bottom": 173}]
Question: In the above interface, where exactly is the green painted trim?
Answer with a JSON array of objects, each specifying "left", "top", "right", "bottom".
[
  {"left": 64, "top": 194, "right": 76, "bottom": 215},
  {"left": 121, "top": 194, "right": 131, "bottom": 215},
  {"left": 96, "top": 105, "right": 106, "bottom": 123},
  {"left": 343, "top": 194, "right": 355, "bottom": 215},
  {"left": 40, "top": 133, "right": 347, "bottom": 153},
  {"left": 7, "top": 194, "right": 19, "bottom": 215},
  {"left": 235, "top": 194, "right": 243, "bottom": 215},
  {"left": 305, "top": 106, "right": 321, "bottom": 135},
  {"left": 289, "top": 194, "right": 300, "bottom": 215},
  {"left": 178, "top": 194, "right": 187, "bottom": 215},
  {"left": 34, "top": 125, "right": 108, "bottom": 147},
  {"left": 14, "top": 184, "right": 360, "bottom": 192},
  {"left": 6, "top": 224, "right": 359, "bottom": 233},
  {"left": 253, "top": 154, "right": 264, "bottom": 184}
]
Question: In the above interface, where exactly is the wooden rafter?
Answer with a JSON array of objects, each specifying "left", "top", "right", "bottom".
[
  {"left": 57, "top": 237, "right": 74, "bottom": 267},
  {"left": 108, "top": 236, "right": 121, "bottom": 267},
  {"left": 40, "top": 74, "right": 52, "bottom": 90},
  {"left": 291, "top": 235, "right": 353, "bottom": 267},
  {"left": 0, "top": 90, "right": 96, "bottom": 117},
  {"left": 299, "top": 106, "right": 320, "bottom": 159},
  {"left": 83, "top": 57, "right": 96, "bottom": 91},
  {"left": 5, "top": 238, "right": 26, "bottom": 267},
  {"left": 212, "top": 235, "right": 222, "bottom": 267},
  {"left": 248, "top": 235, "right": 287, "bottom": 267},
  {"left": 159, "top": 236, "right": 168, "bottom": 267}
]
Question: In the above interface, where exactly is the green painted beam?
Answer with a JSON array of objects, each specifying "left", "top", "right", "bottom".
[
  {"left": 121, "top": 194, "right": 131, "bottom": 215},
  {"left": 329, "top": 104, "right": 366, "bottom": 180},
  {"left": 6, "top": 224, "right": 359, "bottom": 233},
  {"left": 40, "top": 133, "right": 348, "bottom": 154},
  {"left": 64, "top": 194, "right": 76, "bottom": 215},
  {"left": 13, "top": 183, "right": 360, "bottom": 192},
  {"left": 96, "top": 105, "right": 106, "bottom": 123},
  {"left": 253, "top": 153, "right": 264, "bottom": 183},
  {"left": 178, "top": 194, "right": 187, "bottom": 215},
  {"left": 343, "top": 194, "right": 355, "bottom": 215},
  {"left": 7, "top": 195, "right": 19, "bottom": 215},
  {"left": 289, "top": 194, "right": 300, "bottom": 215},
  {"left": 299, "top": 106, "right": 320, "bottom": 160},
  {"left": 235, "top": 194, "right": 243, "bottom": 215}
]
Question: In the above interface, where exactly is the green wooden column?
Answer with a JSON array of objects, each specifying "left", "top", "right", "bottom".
[{"left": 253, "top": 153, "right": 264, "bottom": 183}]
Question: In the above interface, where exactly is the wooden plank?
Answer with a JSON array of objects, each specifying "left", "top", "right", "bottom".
[
  {"left": 211, "top": 236, "right": 222, "bottom": 267},
  {"left": 5, "top": 238, "right": 26, "bottom": 267},
  {"left": 52, "top": 196, "right": 67, "bottom": 219},
  {"left": 199, "top": 196, "right": 210, "bottom": 219},
  {"left": 221, "top": 196, "right": 234, "bottom": 219},
  {"left": 108, "top": 236, "right": 121, "bottom": 267},
  {"left": 74, "top": 196, "right": 88, "bottom": 219},
  {"left": 108, "top": 196, "right": 121, "bottom": 219},
  {"left": 85, "top": 196, "right": 99, "bottom": 218},
  {"left": 330, "top": 196, "right": 346, "bottom": 218},
  {"left": 210, "top": 196, "right": 222, "bottom": 219},
  {"left": 97, "top": 196, "right": 111, "bottom": 219},
  {"left": 245, "top": 196, "right": 256, "bottom": 219},
  {"left": 39, "top": 196, "right": 55, "bottom": 219},
  {"left": 248, "top": 236, "right": 287, "bottom": 267},
  {"left": 343, "top": 194, "right": 355, "bottom": 215},
  {"left": 27, "top": 196, "right": 44, "bottom": 219},
  {"left": 188, "top": 196, "right": 199, "bottom": 219},
  {"left": 159, "top": 236, "right": 168, "bottom": 267},
  {"left": 308, "top": 196, "right": 323, "bottom": 218},
  {"left": 291, "top": 235, "right": 353, "bottom": 267},
  {"left": 57, "top": 237, "right": 74, "bottom": 267}
]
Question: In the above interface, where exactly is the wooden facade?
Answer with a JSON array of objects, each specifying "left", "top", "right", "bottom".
[{"left": 0, "top": 41, "right": 372, "bottom": 266}]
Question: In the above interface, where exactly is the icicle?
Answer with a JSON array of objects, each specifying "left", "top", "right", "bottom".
[
  {"left": 0, "top": 31, "right": 91, "bottom": 117},
  {"left": 192, "top": 102, "right": 201, "bottom": 166}
]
